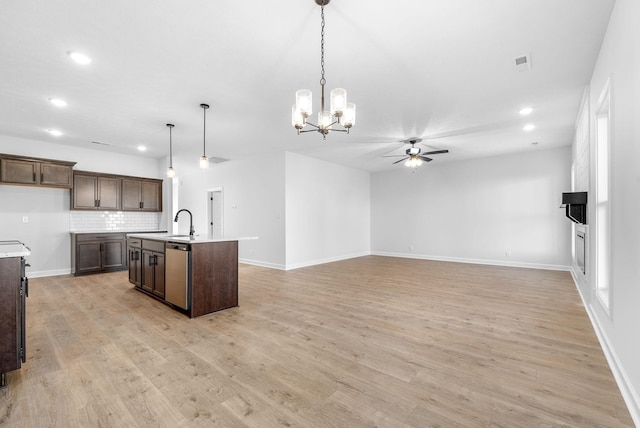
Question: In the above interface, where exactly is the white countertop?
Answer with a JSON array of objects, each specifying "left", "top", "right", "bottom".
[
  {"left": 0, "top": 241, "right": 31, "bottom": 258},
  {"left": 126, "top": 232, "right": 258, "bottom": 244},
  {"left": 70, "top": 230, "right": 167, "bottom": 235}
]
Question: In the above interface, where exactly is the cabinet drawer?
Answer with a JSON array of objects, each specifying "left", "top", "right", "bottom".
[
  {"left": 142, "top": 239, "right": 165, "bottom": 253},
  {"left": 128, "top": 238, "right": 142, "bottom": 248},
  {"left": 76, "top": 233, "right": 125, "bottom": 242}
]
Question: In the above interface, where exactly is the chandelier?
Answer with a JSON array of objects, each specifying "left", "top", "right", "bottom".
[{"left": 291, "top": 0, "right": 356, "bottom": 139}]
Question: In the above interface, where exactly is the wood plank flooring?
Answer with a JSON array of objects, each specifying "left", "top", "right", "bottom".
[{"left": 0, "top": 256, "right": 634, "bottom": 427}]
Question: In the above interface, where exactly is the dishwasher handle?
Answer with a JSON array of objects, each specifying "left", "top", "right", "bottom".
[{"left": 167, "top": 243, "right": 190, "bottom": 251}]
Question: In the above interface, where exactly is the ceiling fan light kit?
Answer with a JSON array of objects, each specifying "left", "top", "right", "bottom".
[
  {"left": 291, "top": 0, "right": 356, "bottom": 139},
  {"left": 384, "top": 138, "right": 449, "bottom": 169}
]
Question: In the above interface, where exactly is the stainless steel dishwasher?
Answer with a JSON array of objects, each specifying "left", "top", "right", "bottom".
[{"left": 165, "top": 243, "right": 190, "bottom": 310}]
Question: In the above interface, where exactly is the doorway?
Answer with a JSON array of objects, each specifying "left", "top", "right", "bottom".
[{"left": 207, "top": 188, "right": 223, "bottom": 239}]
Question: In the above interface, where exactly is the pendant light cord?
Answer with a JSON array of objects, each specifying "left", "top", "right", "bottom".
[
  {"left": 169, "top": 125, "right": 173, "bottom": 166},
  {"left": 200, "top": 103, "right": 209, "bottom": 157}
]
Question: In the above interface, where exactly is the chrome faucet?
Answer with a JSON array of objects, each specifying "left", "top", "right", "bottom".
[{"left": 174, "top": 209, "right": 195, "bottom": 236}]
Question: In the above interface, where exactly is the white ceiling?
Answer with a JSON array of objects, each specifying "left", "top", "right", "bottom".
[{"left": 0, "top": 0, "right": 614, "bottom": 172}]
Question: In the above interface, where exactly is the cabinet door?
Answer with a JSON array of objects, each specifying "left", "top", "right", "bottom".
[
  {"left": 122, "top": 179, "right": 141, "bottom": 210},
  {"left": 75, "top": 241, "right": 102, "bottom": 274},
  {"left": 141, "top": 250, "right": 155, "bottom": 293},
  {"left": 97, "top": 177, "right": 120, "bottom": 210},
  {"left": 0, "top": 258, "right": 21, "bottom": 375},
  {"left": 103, "top": 240, "right": 125, "bottom": 270},
  {"left": 128, "top": 247, "right": 142, "bottom": 286},
  {"left": 1, "top": 159, "right": 39, "bottom": 185},
  {"left": 140, "top": 181, "right": 160, "bottom": 211},
  {"left": 40, "top": 163, "right": 72, "bottom": 187},
  {"left": 73, "top": 174, "right": 98, "bottom": 209},
  {"left": 153, "top": 253, "right": 165, "bottom": 298}
]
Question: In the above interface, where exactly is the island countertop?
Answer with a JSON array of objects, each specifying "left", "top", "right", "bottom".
[
  {"left": 0, "top": 241, "right": 31, "bottom": 258},
  {"left": 125, "top": 232, "right": 258, "bottom": 244}
]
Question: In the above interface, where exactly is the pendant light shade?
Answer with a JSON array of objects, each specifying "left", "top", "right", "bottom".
[
  {"left": 199, "top": 103, "right": 209, "bottom": 169},
  {"left": 166, "top": 123, "right": 175, "bottom": 178}
]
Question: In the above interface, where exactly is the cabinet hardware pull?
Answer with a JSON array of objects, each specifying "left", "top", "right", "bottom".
[
  {"left": 140, "top": 201, "right": 143, "bottom": 209},
  {"left": 40, "top": 173, "right": 43, "bottom": 182},
  {"left": 97, "top": 199, "right": 101, "bottom": 208},
  {"left": 32, "top": 172, "right": 36, "bottom": 182},
  {"left": 94, "top": 199, "right": 98, "bottom": 207}
]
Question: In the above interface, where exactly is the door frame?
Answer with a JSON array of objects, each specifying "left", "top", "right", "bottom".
[{"left": 207, "top": 187, "right": 224, "bottom": 238}]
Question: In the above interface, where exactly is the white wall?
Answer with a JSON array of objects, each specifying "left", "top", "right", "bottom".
[
  {"left": 169, "top": 152, "right": 286, "bottom": 269},
  {"left": 285, "top": 152, "right": 371, "bottom": 269},
  {"left": 0, "top": 135, "right": 162, "bottom": 276},
  {"left": 0, "top": 135, "right": 160, "bottom": 177},
  {"left": 578, "top": 0, "right": 640, "bottom": 422},
  {"left": 371, "top": 147, "right": 572, "bottom": 269}
]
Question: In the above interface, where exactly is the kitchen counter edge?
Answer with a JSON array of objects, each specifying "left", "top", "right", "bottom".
[{"left": 125, "top": 233, "right": 258, "bottom": 244}]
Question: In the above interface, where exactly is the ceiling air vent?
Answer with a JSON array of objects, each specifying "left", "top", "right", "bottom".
[
  {"left": 514, "top": 54, "right": 531, "bottom": 72},
  {"left": 91, "top": 140, "right": 110, "bottom": 146},
  {"left": 209, "top": 156, "right": 229, "bottom": 164}
]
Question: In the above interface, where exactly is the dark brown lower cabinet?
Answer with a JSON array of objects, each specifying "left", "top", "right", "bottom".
[
  {"left": 72, "top": 233, "right": 126, "bottom": 275},
  {"left": 128, "top": 239, "right": 142, "bottom": 287},
  {"left": 142, "top": 249, "right": 165, "bottom": 298},
  {"left": 0, "top": 256, "right": 27, "bottom": 387}
]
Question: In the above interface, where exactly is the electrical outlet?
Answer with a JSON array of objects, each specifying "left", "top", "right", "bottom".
[
  {"left": 409, "top": 245, "right": 414, "bottom": 251},
  {"left": 505, "top": 250, "right": 511, "bottom": 257},
  {"left": 22, "top": 216, "right": 29, "bottom": 223}
]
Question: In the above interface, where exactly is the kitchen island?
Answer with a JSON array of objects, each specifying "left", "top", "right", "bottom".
[
  {"left": 0, "top": 241, "right": 30, "bottom": 387},
  {"left": 126, "top": 233, "right": 256, "bottom": 318}
]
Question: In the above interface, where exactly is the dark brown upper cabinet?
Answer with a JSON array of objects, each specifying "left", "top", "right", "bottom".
[
  {"left": 122, "top": 179, "right": 161, "bottom": 211},
  {"left": 0, "top": 153, "right": 75, "bottom": 189},
  {"left": 72, "top": 171, "right": 162, "bottom": 212},
  {"left": 72, "top": 172, "right": 121, "bottom": 210}
]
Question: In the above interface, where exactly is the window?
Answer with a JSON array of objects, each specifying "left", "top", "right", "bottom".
[{"left": 595, "top": 78, "right": 611, "bottom": 313}]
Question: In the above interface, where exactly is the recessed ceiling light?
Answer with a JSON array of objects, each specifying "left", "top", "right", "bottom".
[
  {"left": 68, "top": 51, "right": 92, "bottom": 65},
  {"left": 137, "top": 145, "right": 147, "bottom": 152},
  {"left": 531, "top": 141, "right": 539, "bottom": 146},
  {"left": 49, "top": 98, "right": 67, "bottom": 107},
  {"left": 519, "top": 107, "right": 533, "bottom": 116},
  {"left": 47, "top": 129, "right": 63, "bottom": 136},
  {"left": 523, "top": 124, "right": 535, "bottom": 132}
]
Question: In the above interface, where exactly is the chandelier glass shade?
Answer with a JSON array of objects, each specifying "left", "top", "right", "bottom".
[
  {"left": 292, "top": 0, "right": 355, "bottom": 138},
  {"left": 166, "top": 123, "right": 175, "bottom": 177}
]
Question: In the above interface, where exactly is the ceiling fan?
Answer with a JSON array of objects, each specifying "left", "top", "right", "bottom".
[{"left": 383, "top": 138, "right": 449, "bottom": 166}]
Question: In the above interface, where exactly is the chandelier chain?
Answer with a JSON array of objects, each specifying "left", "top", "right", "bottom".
[{"left": 320, "top": 4, "right": 326, "bottom": 87}]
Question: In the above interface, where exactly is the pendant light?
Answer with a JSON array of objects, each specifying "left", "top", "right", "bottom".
[
  {"left": 291, "top": 0, "right": 356, "bottom": 139},
  {"left": 166, "top": 123, "right": 175, "bottom": 178},
  {"left": 199, "top": 103, "right": 210, "bottom": 169}
]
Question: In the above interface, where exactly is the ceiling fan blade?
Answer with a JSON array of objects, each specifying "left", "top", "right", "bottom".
[
  {"left": 392, "top": 157, "right": 409, "bottom": 164},
  {"left": 421, "top": 149, "right": 449, "bottom": 155},
  {"left": 419, "top": 156, "right": 433, "bottom": 162},
  {"left": 382, "top": 154, "right": 407, "bottom": 158}
]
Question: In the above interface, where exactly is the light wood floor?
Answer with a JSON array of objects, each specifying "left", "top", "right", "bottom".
[{"left": 0, "top": 256, "right": 633, "bottom": 427}]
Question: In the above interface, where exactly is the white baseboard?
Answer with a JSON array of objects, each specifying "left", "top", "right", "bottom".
[
  {"left": 284, "top": 251, "right": 371, "bottom": 271},
  {"left": 239, "top": 258, "right": 286, "bottom": 270},
  {"left": 26, "top": 268, "right": 72, "bottom": 278},
  {"left": 371, "top": 251, "right": 571, "bottom": 271},
  {"left": 569, "top": 268, "right": 640, "bottom": 426}
]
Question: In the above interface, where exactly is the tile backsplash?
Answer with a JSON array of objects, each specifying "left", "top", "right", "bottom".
[{"left": 70, "top": 211, "right": 161, "bottom": 231}]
